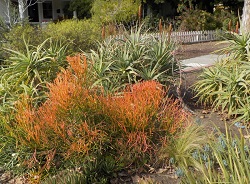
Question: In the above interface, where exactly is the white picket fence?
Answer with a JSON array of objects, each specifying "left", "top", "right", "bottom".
[
  {"left": 111, "top": 30, "right": 221, "bottom": 44},
  {"left": 156, "top": 30, "right": 220, "bottom": 43}
]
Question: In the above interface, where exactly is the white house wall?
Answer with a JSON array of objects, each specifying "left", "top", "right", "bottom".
[
  {"left": 38, "top": 0, "right": 69, "bottom": 23},
  {"left": 38, "top": 3, "right": 42, "bottom": 22},
  {"left": 0, "top": 0, "right": 71, "bottom": 24},
  {"left": 0, "top": 0, "right": 8, "bottom": 22},
  {"left": 52, "top": 0, "right": 62, "bottom": 20}
]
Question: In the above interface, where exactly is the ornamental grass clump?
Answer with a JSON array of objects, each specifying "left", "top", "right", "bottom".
[
  {"left": 167, "top": 123, "right": 250, "bottom": 184},
  {"left": 4, "top": 55, "right": 190, "bottom": 181}
]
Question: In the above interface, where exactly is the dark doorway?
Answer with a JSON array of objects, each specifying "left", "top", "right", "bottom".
[{"left": 28, "top": 2, "right": 39, "bottom": 22}]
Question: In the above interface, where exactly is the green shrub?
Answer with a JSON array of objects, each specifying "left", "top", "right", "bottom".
[
  {"left": 214, "top": 9, "right": 238, "bottom": 31},
  {"left": 178, "top": 9, "right": 238, "bottom": 31},
  {"left": 42, "top": 19, "right": 101, "bottom": 53},
  {"left": 160, "top": 123, "right": 207, "bottom": 171},
  {"left": 3, "top": 19, "right": 102, "bottom": 57},
  {"left": 194, "top": 59, "right": 250, "bottom": 117},
  {"left": 219, "top": 32, "right": 250, "bottom": 60},
  {"left": 3, "top": 24, "right": 43, "bottom": 54},
  {"left": 0, "top": 18, "right": 8, "bottom": 61},
  {"left": 178, "top": 9, "right": 221, "bottom": 31},
  {"left": 91, "top": 0, "right": 140, "bottom": 24}
]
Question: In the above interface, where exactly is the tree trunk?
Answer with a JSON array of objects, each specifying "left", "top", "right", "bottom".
[{"left": 241, "top": 0, "right": 250, "bottom": 33}]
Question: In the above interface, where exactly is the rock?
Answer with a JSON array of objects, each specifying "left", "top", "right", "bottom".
[
  {"left": 0, "top": 172, "right": 11, "bottom": 183},
  {"left": 200, "top": 115, "right": 205, "bottom": 119},
  {"left": 156, "top": 168, "right": 168, "bottom": 174},
  {"left": 202, "top": 110, "right": 209, "bottom": 114},
  {"left": 131, "top": 175, "right": 141, "bottom": 183}
]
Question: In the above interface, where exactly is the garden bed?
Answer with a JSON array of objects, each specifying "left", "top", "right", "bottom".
[{"left": 1, "top": 41, "right": 244, "bottom": 184}]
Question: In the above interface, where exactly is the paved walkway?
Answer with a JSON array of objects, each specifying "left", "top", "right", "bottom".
[{"left": 181, "top": 54, "right": 226, "bottom": 72}]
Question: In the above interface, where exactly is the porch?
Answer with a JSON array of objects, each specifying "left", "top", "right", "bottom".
[{"left": 27, "top": 0, "right": 72, "bottom": 24}]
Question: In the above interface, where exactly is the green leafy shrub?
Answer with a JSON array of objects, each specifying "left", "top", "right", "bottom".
[
  {"left": 194, "top": 60, "right": 250, "bottom": 116},
  {"left": 2, "top": 55, "right": 190, "bottom": 182},
  {"left": 178, "top": 9, "right": 221, "bottom": 31},
  {"left": 3, "top": 19, "right": 101, "bottom": 57},
  {"left": 214, "top": 9, "right": 238, "bottom": 31},
  {"left": 42, "top": 19, "right": 101, "bottom": 53},
  {"left": 91, "top": 0, "right": 140, "bottom": 24},
  {"left": 178, "top": 9, "right": 238, "bottom": 31},
  {"left": 3, "top": 24, "right": 43, "bottom": 54},
  {"left": 0, "top": 17, "right": 9, "bottom": 61},
  {"left": 219, "top": 32, "right": 250, "bottom": 60},
  {"left": 87, "top": 24, "right": 178, "bottom": 91}
]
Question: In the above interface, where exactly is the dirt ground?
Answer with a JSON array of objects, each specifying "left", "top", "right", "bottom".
[{"left": 175, "top": 41, "right": 229, "bottom": 60}]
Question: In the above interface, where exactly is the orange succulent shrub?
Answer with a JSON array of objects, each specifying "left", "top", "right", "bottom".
[
  {"left": 14, "top": 55, "right": 106, "bottom": 162},
  {"left": 101, "top": 81, "right": 190, "bottom": 166},
  {"left": 103, "top": 81, "right": 162, "bottom": 131},
  {"left": 12, "top": 54, "right": 190, "bottom": 175},
  {"left": 15, "top": 96, "right": 45, "bottom": 146},
  {"left": 158, "top": 98, "right": 190, "bottom": 135}
]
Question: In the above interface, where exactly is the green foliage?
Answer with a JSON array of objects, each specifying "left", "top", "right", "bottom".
[
  {"left": 87, "top": 24, "right": 177, "bottom": 92},
  {"left": 194, "top": 59, "right": 250, "bottom": 121},
  {"left": 178, "top": 9, "right": 221, "bottom": 31},
  {"left": 0, "top": 17, "right": 8, "bottom": 61},
  {"left": 42, "top": 19, "right": 101, "bottom": 53},
  {"left": 214, "top": 9, "right": 238, "bottom": 31},
  {"left": 219, "top": 32, "right": 250, "bottom": 60},
  {"left": 160, "top": 124, "right": 207, "bottom": 169},
  {"left": 4, "top": 19, "right": 101, "bottom": 56},
  {"left": 68, "top": 0, "right": 92, "bottom": 19},
  {"left": 91, "top": 0, "right": 141, "bottom": 24},
  {"left": 194, "top": 33, "right": 250, "bottom": 122},
  {"left": 3, "top": 24, "right": 42, "bottom": 54},
  {"left": 42, "top": 171, "right": 87, "bottom": 184}
]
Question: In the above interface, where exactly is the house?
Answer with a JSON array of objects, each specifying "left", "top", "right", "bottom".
[
  {"left": 0, "top": 0, "right": 73, "bottom": 25},
  {"left": 0, "top": 0, "right": 8, "bottom": 22}
]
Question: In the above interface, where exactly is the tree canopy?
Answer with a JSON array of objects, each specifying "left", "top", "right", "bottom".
[
  {"left": 68, "top": 0, "right": 92, "bottom": 19},
  {"left": 91, "top": 0, "right": 141, "bottom": 24}
]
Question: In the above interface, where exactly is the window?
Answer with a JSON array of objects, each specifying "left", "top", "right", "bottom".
[{"left": 43, "top": 1, "right": 52, "bottom": 19}]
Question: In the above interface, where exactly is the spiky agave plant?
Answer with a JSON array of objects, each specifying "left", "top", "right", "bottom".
[
  {"left": 86, "top": 23, "right": 178, "bottom": 92},
  {"left": 218, "top": 32, "right": 250, "bottom": 60},
  {"left": 0, "top": 37, "right": 68, "bottom": 109}
]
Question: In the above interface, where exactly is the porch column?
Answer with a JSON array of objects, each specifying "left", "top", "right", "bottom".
[
  {"left": 73, "top": 10, "right": 77, "bottom": 19},
  {"left": 18, "top": 0, "right": 25, "bottom": 21}
]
